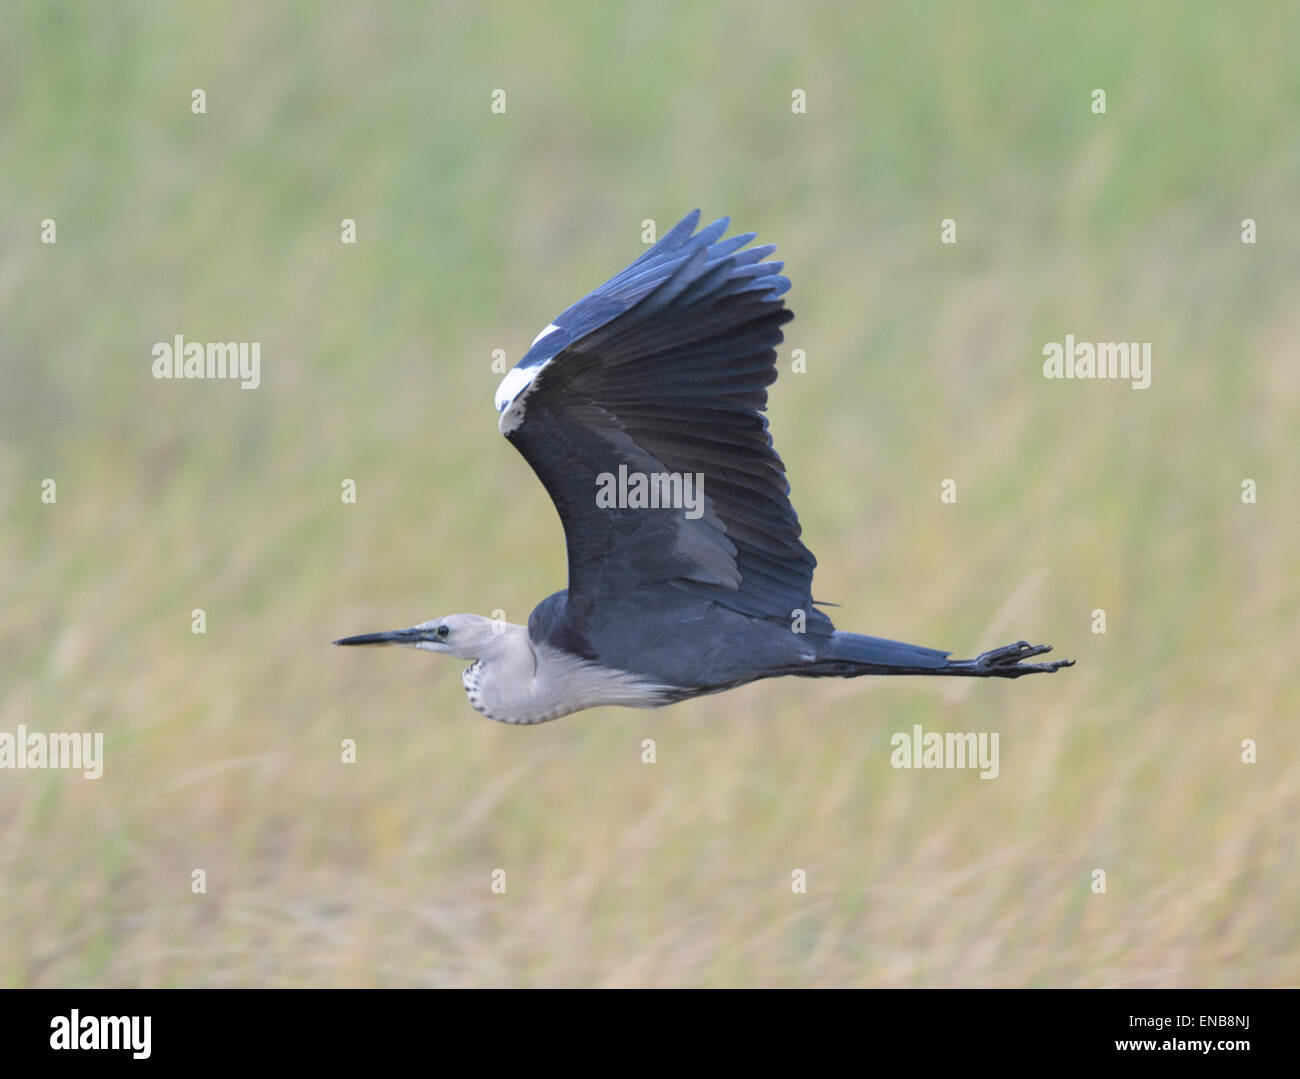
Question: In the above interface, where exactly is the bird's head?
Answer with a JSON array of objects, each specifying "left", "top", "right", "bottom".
[{"left": 334, "top": 613, "right": 506, "bottom": 661}]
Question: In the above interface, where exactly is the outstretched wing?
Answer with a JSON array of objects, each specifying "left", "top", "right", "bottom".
[{"left": 496, "top": 210, "right": 817, "bottom": 623}]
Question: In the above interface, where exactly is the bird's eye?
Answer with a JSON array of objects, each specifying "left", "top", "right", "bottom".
[{"left": 435, "top": 625, "right": 450, "bottom": 640}]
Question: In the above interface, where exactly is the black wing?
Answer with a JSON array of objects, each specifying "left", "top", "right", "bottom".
[{"left": 497, "top": 210, "right": 817, "bottom": 623}]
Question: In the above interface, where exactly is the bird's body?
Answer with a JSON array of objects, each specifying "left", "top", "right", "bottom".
[
  {"left": 337, "top": 211, "right": 1072, "bottom": 722},
  {"left": 456, "top": 612, "right": 677, "bottom": 725}
]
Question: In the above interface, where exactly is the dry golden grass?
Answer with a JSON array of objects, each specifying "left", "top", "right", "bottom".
[{"left": 1, "top": 0, "right": 1297, "bottom": 986}]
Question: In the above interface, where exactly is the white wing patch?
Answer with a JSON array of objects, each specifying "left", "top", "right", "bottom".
[
  {"left": 495, "top": 359, "right": 551, "bottom": 434},
  {"left": 494, "top": 365, "right": 537, "bottom": 413},
  {"left": 494, "top": 323, "right": 562, "bottom": 433}
]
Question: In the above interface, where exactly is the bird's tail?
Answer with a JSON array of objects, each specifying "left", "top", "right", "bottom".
[
  {"left": 799, "top": 631, "right": 1072, "bottom": 679},
  {"left": 813, "top": 631, "right": 951, "bottom": 674}
]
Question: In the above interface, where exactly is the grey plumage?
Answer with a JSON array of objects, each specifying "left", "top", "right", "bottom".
[{"left": 336, "top": 211, "right": 1073, "bottom": 723}]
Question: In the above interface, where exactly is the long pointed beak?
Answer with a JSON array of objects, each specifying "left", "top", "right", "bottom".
[{"left": 333, "top": 626, "right": 427, "bottom": 647}]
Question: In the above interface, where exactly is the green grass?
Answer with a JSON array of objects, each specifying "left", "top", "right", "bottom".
[{"left": 1, "top": 0, "right": 1297, "bottom": 986}]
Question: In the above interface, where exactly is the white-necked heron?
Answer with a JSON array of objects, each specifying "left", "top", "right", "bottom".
[{"left": 336, "top": 211, "right": 1073, "bottom": 723}]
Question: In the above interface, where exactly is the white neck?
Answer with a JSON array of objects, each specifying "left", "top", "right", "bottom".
[{"left": 459, "top": 623, "right": 672, "bottom": 724}]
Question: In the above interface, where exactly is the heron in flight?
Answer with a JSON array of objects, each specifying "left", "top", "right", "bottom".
[{"left": 337, "top": 211, "right": 1072, "bottom": 723}]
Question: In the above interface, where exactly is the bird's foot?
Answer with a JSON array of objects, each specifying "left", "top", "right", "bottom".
[{"left": 954, "top": 640, "right": 1075, "bottom": 678}]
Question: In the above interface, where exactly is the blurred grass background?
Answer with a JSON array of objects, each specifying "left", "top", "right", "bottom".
[{"left": 1, "top": 0, "right": 1297, "bottom": 986}]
